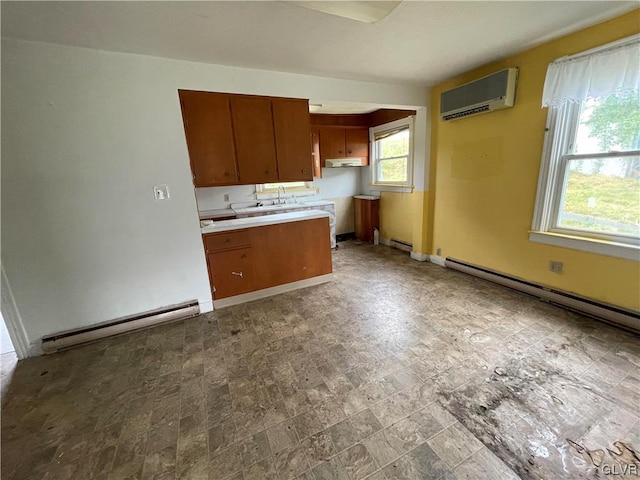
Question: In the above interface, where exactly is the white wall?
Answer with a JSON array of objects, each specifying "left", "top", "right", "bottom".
[
  {"left": 1, "top": 38, "right": 428, "bottom": 349},
  {"left": 195, "top": 185, "right": 256, "bottom": 211}
]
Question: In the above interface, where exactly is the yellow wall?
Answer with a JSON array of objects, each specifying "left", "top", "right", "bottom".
[
  {"left": 379, "top": 191, "right": 414, "bottom": 244},
  {"left": 429, "top": 9, "right": 640, "bottom": 310}
]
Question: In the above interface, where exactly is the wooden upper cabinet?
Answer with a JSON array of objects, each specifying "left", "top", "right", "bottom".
[
  {"left": 178, "top": 90, "right": 239, "bottom": 186},
  {"left": 310, "top": 126, "right": 321, "bottom": 178},
  {"left": 272, "top": 99, "right": 312, "bottom": 182},
  {"left": 230, "top": 96, "right": 279, "bottom": 184},
  {"left": 318, "top": 126, "right": 369, "bottom": 165},
  {"left": 346, "top": 128, "right": 370, "bottom": 163},
  {"left": 319, "top": 127, "right": 346, "bottom": 162},
  {"left": 179, "top": 91, "right": 314, "bottom": 186}
]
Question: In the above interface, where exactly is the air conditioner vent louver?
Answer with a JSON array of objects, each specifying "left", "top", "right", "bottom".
[
  {"left": 442, "top": 104, "right": 490, "bottom": 121},
  {"left": 440, "top": 68, "right": 519, "bottom": 121}
]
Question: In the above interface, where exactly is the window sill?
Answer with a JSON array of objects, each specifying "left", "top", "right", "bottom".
[
  {"left": 369, "top": 184, "right": 414, "bottom": 194},
  {"left": 529, "top": 231, "right": 639, "bottom": 261}
]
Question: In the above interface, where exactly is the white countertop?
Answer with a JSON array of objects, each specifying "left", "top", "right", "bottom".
[
  {"left": 199, "top": 208, "right": 235, "bottom": 219},
  {"left": 201, "top": 209, "right": 330, "bottom": 234},
  {"left": 354, "top": 195, "right": 379, "bottom": 200},
  {"left": 232, "top": 200, "right": 335, "bottom": 215}
]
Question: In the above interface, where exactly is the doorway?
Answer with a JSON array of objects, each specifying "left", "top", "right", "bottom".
[{"left": 1, "top": 312, "right": 16, "bottom": 355}]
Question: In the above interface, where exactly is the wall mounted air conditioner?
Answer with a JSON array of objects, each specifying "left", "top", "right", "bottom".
[{"left": 440, "top": 68, "right": 518, "bottom": 121}]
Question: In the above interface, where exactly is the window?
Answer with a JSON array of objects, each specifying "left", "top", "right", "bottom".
[
  {"left": 261, "top": 181, "right": 307, "bottom": 190},
  {"left": 371, "top": 117, "right": 414, "bottom": 190},
  {"left": 255, "top": 181, "right": 316, "bottom": 200},
  {"left": 531, "top": 35, "right": 640, "bottom": 260}
]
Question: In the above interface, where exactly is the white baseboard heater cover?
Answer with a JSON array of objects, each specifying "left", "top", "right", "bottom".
[
  {"left": 390, "top": 239, "right": 413, "bottom": 252},
  {"left": 41, "top": 300, "right": 200, "bottom": 353},
  {"left": 444, "top": 258, "right": 640, "bottom": 333}
]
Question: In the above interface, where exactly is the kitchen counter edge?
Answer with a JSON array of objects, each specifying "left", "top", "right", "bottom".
[{"left": 201, "top": 210, "right": 330, "bottom": 234}]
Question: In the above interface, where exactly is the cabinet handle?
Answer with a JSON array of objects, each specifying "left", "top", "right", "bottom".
[
  {"left": 348, "top": 150, "right": 352, "bottom": 154},
  {"left": 241, "top": 254, "right": 247, "bottom": 258},
  {"left": 265, "top": 170, "right": 270, "bottom": 175},
  {"left": 224, "top": 171, "right": 230, "bottom": 177},
  {"left": 302, "top": 169, "right": 307, "bottom": 174},
  {"left": 232, "top": 271, "right": 243, "bottom": 278},
  {"left": 225, "top": 238, "right": 231, "bottom": 243}
]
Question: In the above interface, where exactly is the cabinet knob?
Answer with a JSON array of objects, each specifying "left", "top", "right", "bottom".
[
  {"left": 265, "top": 170, "right": 270, "bottom": 175},
  {"left": 232, "top": 271, "right": 243, "bottom": 278},
  {"left": 302, "top": 169, "right": 307, "bottom": 174},
  {"left": 224, "top": 171, "right": 230, "bottom": 177},
  {"left": 225, "top": 238, "right": 231, "bottom": 243},
  {"left": 348, "top": 150, "right": 352, "bottom": 154},
  {"left": 241, "top": 254, "right": 247, "bottom": 258}
]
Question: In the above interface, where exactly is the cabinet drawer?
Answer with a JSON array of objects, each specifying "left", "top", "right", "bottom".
[
  {"left": 208, "top": 248, "right": 255, "bottom": 299},
  {"left": 204, "top": 230, "right": 251, "bottom": 252}
]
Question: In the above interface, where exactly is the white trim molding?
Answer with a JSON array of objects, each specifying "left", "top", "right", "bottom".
[
  {"left": 529, "top": 231, "right": 639, "bottom": 261},
  {"left": 429, "top": 255, "right": 447, "bottom": 267},
  {"left": 199, "top": 299, "right": 214, "bottom": 314},
  {"left": 213, "top": 274, "right": 333, "bottom": 309},
  {"left": 1, "top": 266, "right": 31, "bottom": 359},
  {"left": 370, "top": 116, "right": 415, "bottom": 192},
  {"left": 378, "top": 236, "right": 392, "bottom": 246},
  {"left": 410, "top": 252, "right": 429, "bottom": 262},
  {"left": 369, "top": 184, "right": 414, "bottom": 194}
]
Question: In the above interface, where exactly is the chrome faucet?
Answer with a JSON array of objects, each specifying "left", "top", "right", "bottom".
[{"left": 277, "top": 185, "right": 286, "bottom": 204}]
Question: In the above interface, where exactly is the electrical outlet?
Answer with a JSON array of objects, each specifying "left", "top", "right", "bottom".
[
  {"left": 436, "top": 248, "right": 442, "bottom": 256},
  {"left": 153, "top": 185, "right": 170, "bottom": 200},
  {"left": 224, "top": 194, "right": 230, "bottom": 202},
  {"left": 549, "top": 260, "right": 564, "bottom": 274}
]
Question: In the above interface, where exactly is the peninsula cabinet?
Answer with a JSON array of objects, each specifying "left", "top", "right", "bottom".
[
  {"left": 203, "top": 217, "right": 332, "bottom": 300},
  {"left": 178, "top": 90, "right": 313, "bottom": 187},
  {"left": 318, "top": 126, "right": 369, "bottom": 165}
]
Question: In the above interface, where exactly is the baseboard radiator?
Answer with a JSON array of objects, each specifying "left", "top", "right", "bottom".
[
  {"left": 390, "top": 239, "right": 413, "bottom": 253},
  {"left": 444, "top": 258, "right": 640, "bottom": 334},
  {"left": 41, "top": 300, "right": 200, "bottom": 353}
]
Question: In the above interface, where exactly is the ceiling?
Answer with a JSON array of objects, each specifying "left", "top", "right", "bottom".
[{"left": 1, "top": 1, "right": 636, "bottom": 87}]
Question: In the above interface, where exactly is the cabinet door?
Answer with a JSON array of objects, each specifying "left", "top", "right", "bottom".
[
  {"left": 355, "top": 198, "right": 379, "bottom": 241},
  {"left": 250, "top": 219, "right": 332, "bottom": 289},
  {"left": 230, "top": 96, "right": 279, "bottom": 184},
  {"left": 346, "top": 128, "right": 370, "bottom": 164},
  {"left": 310, "top": 126, "right": 322, "bottom": 178},
  {"left": 319, "top": 127, "right": 346, "bottom": 161},
  {"left": 273, "top": 99, "right": 313, "bottom": 181},
  {"left": 178, "top": 90, "right": 239, "bottom": 186},
  {"left": 208, "top": 248, "right": 255, "bottom": 299}
]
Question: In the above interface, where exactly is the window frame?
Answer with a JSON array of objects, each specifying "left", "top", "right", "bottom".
[
  {"left": 370, "top": 117, "right": 414, "bottom": 192},
  {"left": 530, "top": 100, "right": 640, "bottom": 260}
]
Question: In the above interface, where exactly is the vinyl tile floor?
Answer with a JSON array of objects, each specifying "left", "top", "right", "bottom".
[{"left": 1, "top": 241, "right": 638, "bottom": 480}]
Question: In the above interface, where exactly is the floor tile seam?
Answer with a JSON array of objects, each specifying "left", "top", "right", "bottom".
[
  {"left": 369, "top": 438, "right": 443, "bottom": 475},
  {"left": 359, "top": 409, "right": 448, "bottom": 456},
  {"left": 427, "top": 428, "right": 485, "bottom": 471}
]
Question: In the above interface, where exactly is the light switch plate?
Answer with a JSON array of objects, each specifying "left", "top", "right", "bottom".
[{"left": 153, "top": 185, "right": 170, "bottom": 200}]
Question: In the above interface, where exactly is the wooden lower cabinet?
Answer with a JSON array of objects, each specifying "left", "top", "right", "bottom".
[
  {"left": 203, "top": 218, "right": 332, "bottom": 300},
  {"left": 354, "top": 197, "right": 380, "bottom": 242},
  {"left": 207, "top": 248, "right": 255, "bottom": 299}
]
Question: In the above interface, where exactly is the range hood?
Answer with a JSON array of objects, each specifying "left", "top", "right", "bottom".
[{"left": 325, "top": 158, "right": 366, "bottom": 168}]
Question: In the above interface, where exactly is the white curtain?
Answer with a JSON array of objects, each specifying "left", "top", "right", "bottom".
[{"left": 541, "top": 36, "right": 640, "bottom": 108}]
